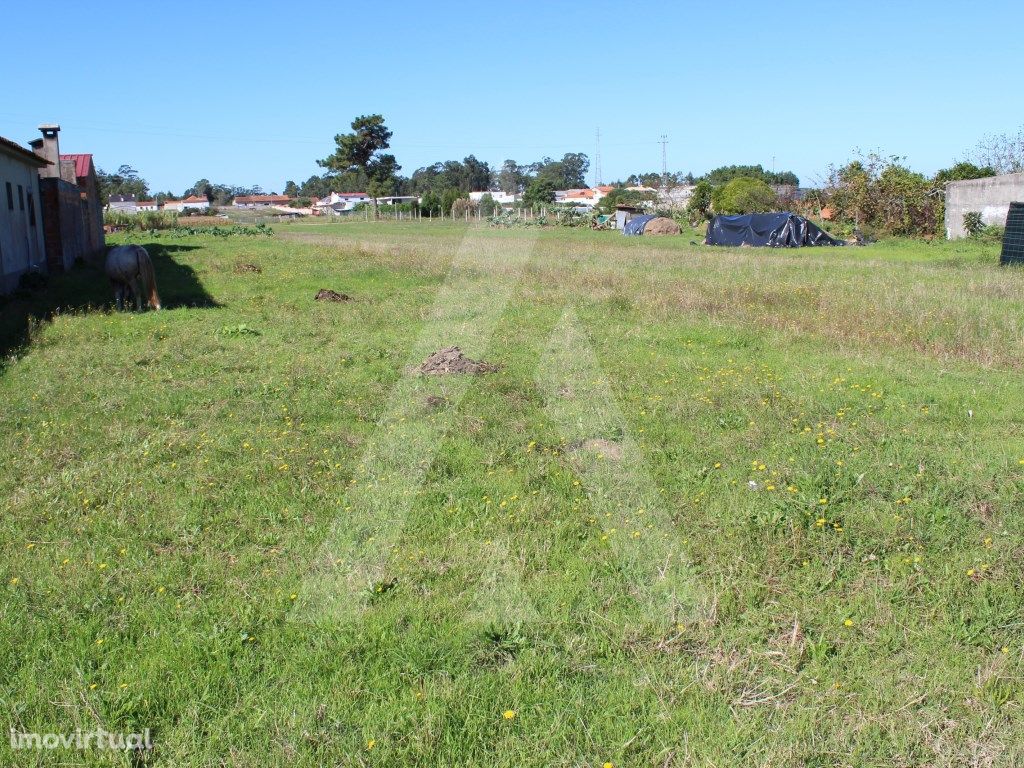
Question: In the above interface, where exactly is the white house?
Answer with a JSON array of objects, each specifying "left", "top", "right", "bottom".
[
  {"left": 108, "top": 194, "right": 137, "bottom": 213},
  {"left": 179, "top": 195, "right": 210, "bottom": 211},
  {"left": 136, "top": 200, "right": 158, "bottom": 211},
  {"left": 314, "top": 191, "right": 371, "bottom": 214},
  {"left": 469, "top": 190, "right": 521, "bottom": 205},
  {"left": 376, "top": 195, "right": 419, "bottom": 206},
  {"left": 0, "top": 134, "right": 48, "bottom": 293}
]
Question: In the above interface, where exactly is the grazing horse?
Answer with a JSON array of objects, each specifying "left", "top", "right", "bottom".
[{"left": 105, "top": 245, "right": 161, "bottom": 311}]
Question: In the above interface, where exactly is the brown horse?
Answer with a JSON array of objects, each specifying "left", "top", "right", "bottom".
[{"left": 105, "top": 245, "right": 161, "bottom": 311}]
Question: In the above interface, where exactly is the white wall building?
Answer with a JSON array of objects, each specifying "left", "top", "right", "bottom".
[
  {"left": 314, "top": 192, "right": 372, "bottom": 214},
  {"left": 469, "top": 190, "right": 521, "bottom": 205},
  {"left": 0, "top": 135, "right": 48, "bottom": 292}
]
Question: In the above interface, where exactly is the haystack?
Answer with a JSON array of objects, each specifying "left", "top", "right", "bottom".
[{"left": 643, "top": 217, "right": 681, "bottom": 236}]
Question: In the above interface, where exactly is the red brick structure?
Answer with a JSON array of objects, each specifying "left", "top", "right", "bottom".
[{"left": 29, "top": 125, "right": 105, "bottom": 271}]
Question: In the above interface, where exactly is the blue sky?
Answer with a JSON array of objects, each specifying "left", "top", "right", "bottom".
[{"left": 2, "top": 0, "right": 1021, "bottom": 193}]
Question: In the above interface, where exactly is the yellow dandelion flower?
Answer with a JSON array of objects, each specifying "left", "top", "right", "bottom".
[
  {"left": 367, "top": 739, "right": 376, "bottom": 750},
  {"left": 843, "top": 619, "right": 854, "bottom": 627},
  {"left": 966, "top": 568, "right": 975, "bottom": 577},
  {"left": 1001, "top": 646, "right": 1009, "bottom": 654},
  {"left": 9, "top": 577, "right": 19, "bottom": 585},
  {"left": 502, "top": 709, "right": 517, "bottom": 720}
]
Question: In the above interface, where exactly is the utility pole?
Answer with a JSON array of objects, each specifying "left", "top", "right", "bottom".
[
  {"left": 595, "top": 127, "right": 603, "bottom": 187},
  {"left": 660, "top": 134, "right": 668, "bottom": 188}
]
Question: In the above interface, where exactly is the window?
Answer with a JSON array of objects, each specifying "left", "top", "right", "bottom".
[
  {"left": 5, "top": 182, "right": 11, "bottom": 210},
  {"left": 18, "top": 184, "right": 24, "bottom": 211},
  {"left": 28, "top": 192, "right": 36, "bottom": 226}
]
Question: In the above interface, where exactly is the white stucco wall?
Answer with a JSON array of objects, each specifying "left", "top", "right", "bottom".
[{"left": 0, "top": 151, "right": 47, "bottom": 292}]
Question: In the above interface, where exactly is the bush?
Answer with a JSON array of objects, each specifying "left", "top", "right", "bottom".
[
  {"left": 963, "top": 211, "right": 984, "bottom": 236},
  {"left": 712, "top": 177, "right": 777, "bottom": 214},
  {"left": 685, "top": 180, "right": 713, "bottom": 223}
]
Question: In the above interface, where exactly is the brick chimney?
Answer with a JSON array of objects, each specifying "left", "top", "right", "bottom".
[{"left": 29, "top": 124, "right": 61, "bottom": 178}]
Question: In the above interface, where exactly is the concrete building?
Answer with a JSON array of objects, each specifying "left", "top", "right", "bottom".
[
  {"left": 0, "top": 135, "right": 48, "bottom": 293},
  {"left": 945, "top": 172, "right": 1024, "bottom": 239},
  {"left": 29, "top": 125, "right": 105, "bottom": 271},
  {"left": 136, "top": 200, "right": 158, "bottom": 211}
]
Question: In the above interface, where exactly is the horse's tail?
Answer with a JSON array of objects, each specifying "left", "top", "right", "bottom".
[{"left": 139, "top": 248, "right": 162, "bottom": 310}]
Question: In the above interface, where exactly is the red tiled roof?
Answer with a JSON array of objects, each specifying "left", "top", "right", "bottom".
[
  {"left": 60, "top": 153, "right": 94, "bottom": 180},
  {"left": 235, "top": 194, "right": 291, "bottom": 203},
  {"left": 137, "top": 201, "right": 156, "bottom": 206},
  {"left": 0, "top": 135, "right": 49, "bottom": 166},
  {"left": 181, "top": 195, "right": 208, "bottom": 203}
]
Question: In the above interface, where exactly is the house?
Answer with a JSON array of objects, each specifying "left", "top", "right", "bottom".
[
  {"left": 136, "top": 200, "right": 158, "bottom": 212},
  {"left": 29, "top": 125, "right": 106, "bottom": 270},
  {"left": 0, "top": 134, "right": 48, "bottom": 293},
  {"left": 233, "top": 194, "right": 292, "bottom": 208},
  {"left": 179, "top": 194, "right": 210, "bottom": 211},
  {"left": 944, "top": 172, "right": 1024, "bottom": 239},
  {"left": 161, "top": 199, "right": 184, "bottom": 212},
  {"left": 108, "top": 194, "right": 137, "bottom": 213},
  {"left": 313, "top": 192, "right": 371, "bottom": 214},
  {"left": 468, "top": 190, "right": 520, "bottom": 206}
]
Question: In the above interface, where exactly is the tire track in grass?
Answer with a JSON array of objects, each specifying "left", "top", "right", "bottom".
[
  {"left": 536, "top": 309, "right": 698, "bottom": 628},
  {"left": 291, "top": 224, "right": 539, "bottom": 624}
]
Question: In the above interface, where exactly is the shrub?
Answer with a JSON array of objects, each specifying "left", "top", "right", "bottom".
[
  {"left": 712, "top": 177, "right": 777, "bottom": 214},
  {"left": 963, "top": 211, "right": 984, "bottom": 236}
]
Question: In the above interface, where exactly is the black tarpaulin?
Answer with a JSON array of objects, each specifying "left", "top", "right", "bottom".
[
  {"left": 623, "top": 214, "right": 656, "bottom": 236},
  {"left": 705, "top": 213, "right": 845, "bottom": 247}
]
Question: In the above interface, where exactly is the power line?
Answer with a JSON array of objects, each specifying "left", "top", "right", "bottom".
[{"left": 660, "top": 134, "right": 668, "bottom": 187}]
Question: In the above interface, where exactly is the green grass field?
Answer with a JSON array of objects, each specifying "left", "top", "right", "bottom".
[{"left": 2, "top": 221, "right": 1023, "bottom": 766}]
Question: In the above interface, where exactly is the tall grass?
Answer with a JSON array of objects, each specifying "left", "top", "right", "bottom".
[{"left": 103, "top": 209, "right": 180, "bottom": 231}]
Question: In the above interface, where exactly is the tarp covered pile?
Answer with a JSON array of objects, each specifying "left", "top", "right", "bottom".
[
  {"left": 622, "top": 214, "right": 657, "bottom": 236},
  {"left": 706, "top": 213, "right": 844, "bottom": 247}
]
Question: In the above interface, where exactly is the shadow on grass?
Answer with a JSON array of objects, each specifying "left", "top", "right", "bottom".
[{"left": 0, "top": 243, "right": 219, "bottom": 369}]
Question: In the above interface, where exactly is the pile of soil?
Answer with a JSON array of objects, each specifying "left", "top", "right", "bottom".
[
  {"left": 425, "top": 395, "right": 448, "bottom": 409},
  {"left": 644, "top": 217, "right": 681, "bottom": 236},
  {"left": 569, "top": 438, "right": 623, "bottom": 461},
  {"left": 315, "top": 289, "right": 353, "bottom": 302},
  {"left": 234, "top": 263, "right": 262, "bottom": 274},
  {"left": 417, "top": 346, "right": 498, "bottom": 375}
]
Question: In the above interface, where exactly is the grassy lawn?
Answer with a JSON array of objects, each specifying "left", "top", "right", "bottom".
[{"left": 2, "top": 221, "right": 1023, "bottom": 766}]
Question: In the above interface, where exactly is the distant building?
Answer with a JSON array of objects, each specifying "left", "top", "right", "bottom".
[
  {"left": 108, "top": 194, "right": 137, "bottom": 213},
  {"left": 0, "top": 134, "right": 48, "bottom": 292},
  {"left": 29, "top": 125, "right": 105, "bottom": 270},
  {"left": 136, "top": 200, "right": 158, "bottom": 211},
  {"left": 179, "top": 195, "right": 210, "bottom": 211},
  {"left": 314, "top": 192, "right": 371, "bottom": 214},
  {"left": 469, "top": 190, "right": 521, "bottom": 206},
  {"left": 233, "top": 194, "right": 292, "bottom": 208},
  {"left": 376, "top": 195, "right": 419, "bottom": 206}
]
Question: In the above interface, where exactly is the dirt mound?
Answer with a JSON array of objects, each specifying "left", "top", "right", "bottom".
[
  {"left": 315, "top": 289, "right": 353, "bottom": 302},
  {"left": 644, "top": 217, "right": 681, "bottom": 236},
  {"left": 234, "top": 263, "right": 262, "bottom": 274},
  {"left": 569, "top": 438, "right": 623, "bottom": 461},
  {"left": 425, "top": 395, "right": 448, "bottom": 409},
  {"left": 417, "top": 346, "right": 498, "bottom": 375}
]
